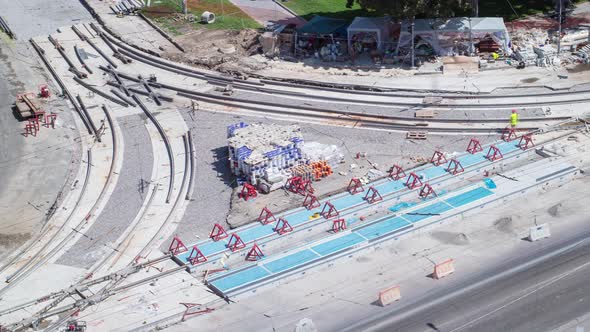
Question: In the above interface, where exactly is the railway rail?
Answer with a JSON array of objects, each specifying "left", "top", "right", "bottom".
[
  {"left": 0, "top": 149, "right": 92, "bottom": 277},
  {"left": 131, "top": 95, "right": 175, "bottom": 203},
  {"left": 0, "top": 105, "right": 119, "bottom": 299},
  {"left": 103, "top": 67, "right": 571, "bottom": 134},
  {"left": 94, "top": 25, "right": 590, "bottom": 103},
  {"left": 60, "top": 23, "right": 585, "bottom": 137}
]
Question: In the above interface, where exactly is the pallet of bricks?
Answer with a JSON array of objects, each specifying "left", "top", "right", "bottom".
[
  {"left": 291, "top": 164, "right": 313, "bottom": 181},
  {"left": 291, "top": 161, "right": 332, "bottom": 181}
]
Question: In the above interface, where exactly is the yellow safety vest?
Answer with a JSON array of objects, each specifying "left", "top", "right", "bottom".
[{"left": 510, "top": 113, "right": 519, "bottom": 126}]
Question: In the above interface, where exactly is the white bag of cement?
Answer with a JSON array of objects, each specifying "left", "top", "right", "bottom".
[{"left": 301, "top": 142, "right": 344, "bottom": 168}]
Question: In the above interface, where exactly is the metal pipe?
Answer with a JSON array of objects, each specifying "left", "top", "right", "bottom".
[
  {"left": 74, "top": 45, "right": 93, "bottom": 74},
  {"left": 29, "top": 38, "right": 93, "bottom": 134},
  {"left": 73, "top": 76, "right": 129, "bottom": 107},
  {"left": 71, "top": 25, "right": 118, "bottom": 68},
  {"left": 132, "top": 95, "right": 175, "bottom": 203},
  {"left": 110, "top": 88, "right": 137, "bottom": 106},
  {"left": 48, "top": 35, "right": 87, "bottom": 79},
  {"left": 186, "top": 130, "right": 195, "bottom": 200},
  {"left": 76, "top": 95, "right": 101, "bottom": 142}
]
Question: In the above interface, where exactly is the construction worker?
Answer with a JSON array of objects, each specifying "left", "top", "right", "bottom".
[{"left": 510, "top": 109, "right": 519, "bottom": 127}]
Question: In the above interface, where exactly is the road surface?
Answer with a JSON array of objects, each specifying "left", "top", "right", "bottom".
[{"left": 346, "top": 228, "right": 590, "bottom": 332}]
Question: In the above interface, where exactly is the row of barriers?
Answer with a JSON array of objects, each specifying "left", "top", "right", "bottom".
[
  {"left": 171, "top": 132, "right": 537, "bottom": 268},
  {"left": 379, "top": 258, "right": 455, "bottom": 306}
]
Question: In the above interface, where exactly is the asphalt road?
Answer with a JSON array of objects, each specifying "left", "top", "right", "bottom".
[{"left": 345, "top": 228, "right": 590, "bottom": 332}]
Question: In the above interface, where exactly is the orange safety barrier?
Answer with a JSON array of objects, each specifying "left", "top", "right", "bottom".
[
  {"left": 378, "top": 285, "right": 401, "bottom": 306},
  {"left": 433, "top": 258, "right": 455, "bottom": 279}
]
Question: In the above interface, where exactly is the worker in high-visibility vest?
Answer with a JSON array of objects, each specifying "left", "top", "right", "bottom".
[{"left": 510, "top": 109, "right": 519, "bottom": 127}]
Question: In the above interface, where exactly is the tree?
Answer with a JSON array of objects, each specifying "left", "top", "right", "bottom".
[{"left": 346, "top": 0, "right": 471, "bottom": 19}]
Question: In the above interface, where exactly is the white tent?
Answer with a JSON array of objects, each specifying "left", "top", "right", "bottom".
[
  {"left": 347, "top": 16, "right": 392, "bottom": 51},
  {"left": 397, "top": 17, "right": 511, "bottom": 56}
]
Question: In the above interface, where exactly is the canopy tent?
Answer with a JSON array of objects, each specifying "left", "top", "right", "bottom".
[
  {"left": 294, "top": 16, "right": 349, "bottom": 58},
  {"left": 397, "top": 17, "right": 511, "bottom": 56},
  {"left": 347, "top": 16, "right": 392, "bottom": 51},
  {"left": 297, "top": 16, "right": 349, "bottom": 36}
]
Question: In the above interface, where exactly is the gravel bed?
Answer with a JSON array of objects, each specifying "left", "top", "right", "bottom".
[{"left": 57, "top": 114, "right": 153, "bottom": 268}]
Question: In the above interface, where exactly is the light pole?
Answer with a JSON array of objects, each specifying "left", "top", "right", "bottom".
[
  {"left": 557, "top": 0, "right": 562, "bottom": 54},
  {"left": 411, "top": 17, "right": 415, "bottom": 69},
  {"left": 468, "top": 17, "right": 473, "bottom": 56}
]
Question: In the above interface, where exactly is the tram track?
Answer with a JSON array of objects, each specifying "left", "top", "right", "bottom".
[
  {"left": 95, "top": 26, "right": 590, "bottom": 104},
  {"left": 0, "top": 149, "right": 92, "bottom": 277},
  {"left": 76, "top": 24, "right": 587, "bottom": 135},
  {"left": 0, "top": 105, "right": 119, "bottom": 299},
  {"left": 103, "top": 67, "right": 570, "bottom": 134}
]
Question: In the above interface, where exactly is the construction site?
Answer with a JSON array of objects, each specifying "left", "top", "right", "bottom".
[{"left": 1, "top": 0, "right": 590, "bottom": 331}]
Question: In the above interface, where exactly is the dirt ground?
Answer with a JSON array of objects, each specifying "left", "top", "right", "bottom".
[{"left": 166, "top": 28, "right": 267, "bottom": 73}]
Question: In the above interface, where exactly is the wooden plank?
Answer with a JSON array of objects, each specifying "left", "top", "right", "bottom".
[
  {"left": 406, "top": 132, "right": 427, "bottom": 140},
  {"left": 415, "top": 110, "right": 436, "bottom": 118}
]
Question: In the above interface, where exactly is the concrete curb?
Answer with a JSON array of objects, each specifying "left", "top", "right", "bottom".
[{"left": 271, "top": 0, "right": 303, "bottom": 21}]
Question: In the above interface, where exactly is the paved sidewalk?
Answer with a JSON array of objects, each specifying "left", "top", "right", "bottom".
[{"left": 229, "top": 0, "right": 305, "bottom": 27}]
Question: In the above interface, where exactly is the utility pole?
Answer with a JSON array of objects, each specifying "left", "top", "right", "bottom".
[
  {"left": 468, "top": 17, "right": 473, "bottom": 55},
  {"left": 557, "top": 0, "right": 562, "bottom": 54},
  {"left": 411, "top": 17, "right": 415, "bottom": 69},
  {"left": 473, "top": 0, "right": 479, "bottom": 17}
]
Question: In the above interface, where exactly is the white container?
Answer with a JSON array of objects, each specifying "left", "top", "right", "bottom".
[{"left": 201, "top": 11, "right": 215, "bottom": 24}]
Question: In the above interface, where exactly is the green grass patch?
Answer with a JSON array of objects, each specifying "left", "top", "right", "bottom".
[
  {"left": 284, "top": 0, "right": 589, "bottom": 22},
  {"left": 473, "top": 0, "right": 589, "bottom": 21},
  {"left": 476, "top": 0, "right": 554, "bottom": 20},
  {"left": 144, "top": 0, "right": 261, "bottom": 31},
  {"left": 282, "top": 0, "right": 376, "bottom": 21}
]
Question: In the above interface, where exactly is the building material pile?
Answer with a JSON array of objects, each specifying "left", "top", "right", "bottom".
[{"left": 227, "top": 122, "right": 304, "bottom": 190}]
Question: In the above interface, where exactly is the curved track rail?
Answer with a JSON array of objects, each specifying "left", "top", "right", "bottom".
[
  {"left": 0, "top": 149, "right": 92, "bottom": 276},
  {"left": 131, "top": 95, "right": 175, "bottom": 203},
  {"left": 84, "top": 24, "right": 588, "bottom": 134},
  {"left": 105, "top": 67, "right": 570, "bottom": 134},
  {"left": 135, "top": 133, "right": 190, "bottom": 259},
  {"left": 98, "top": 27, "right": 590, "bottom": 103},
  {"left": 29, "top": 39, "right": 93, "bottom": 136},
  {"left": 0, "top": 106, "right": 118, "bottom": 298}
]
